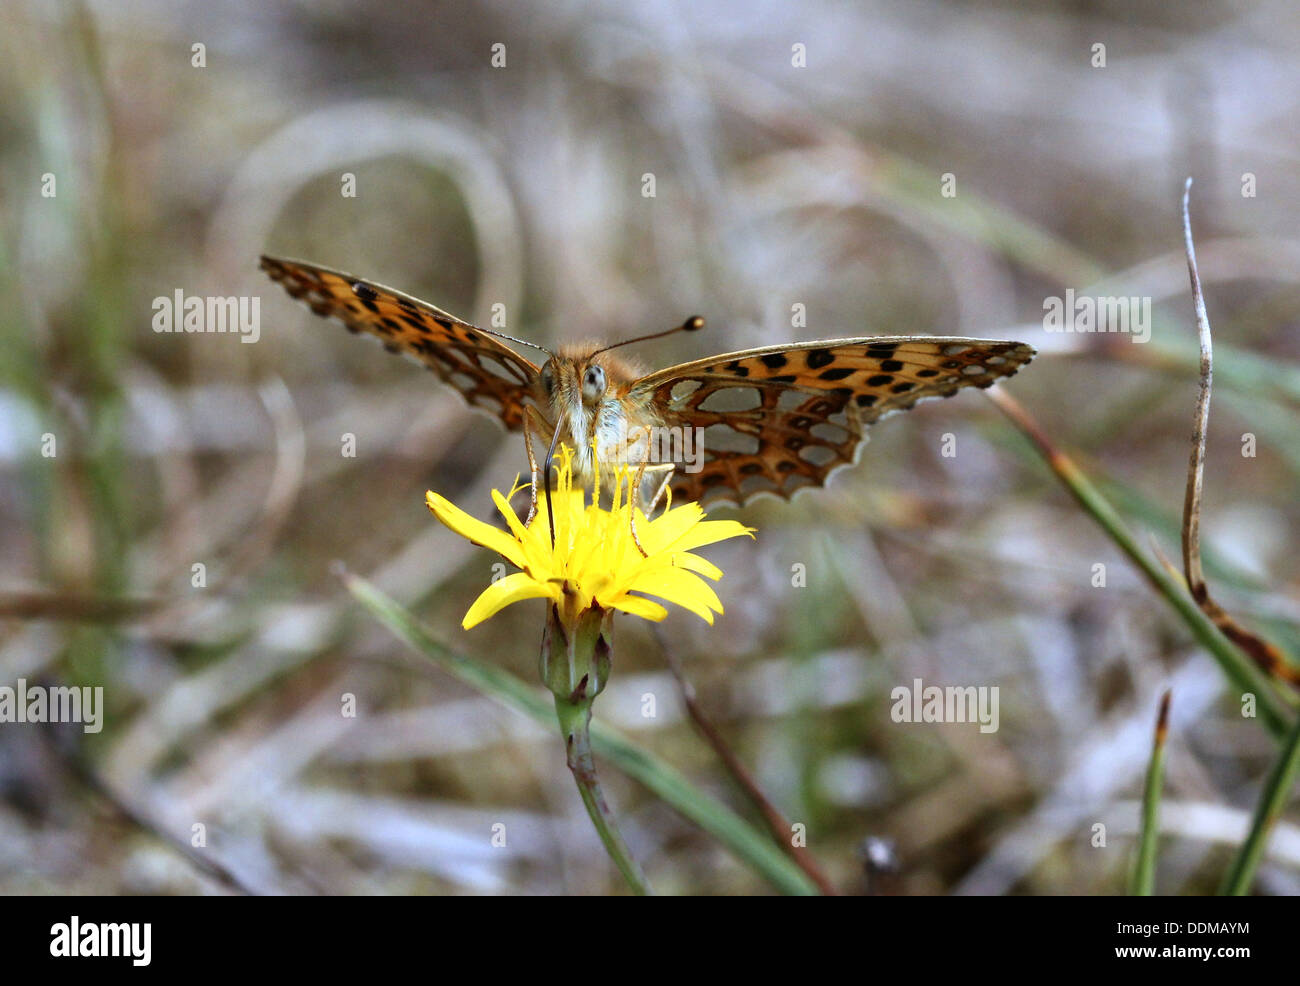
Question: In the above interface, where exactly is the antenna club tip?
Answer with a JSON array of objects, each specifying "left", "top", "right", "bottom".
[{"left": 685, "top": 315, "right": 705, "bottom": 331}]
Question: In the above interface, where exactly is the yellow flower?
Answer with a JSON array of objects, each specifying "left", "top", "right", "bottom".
[{"left": 426, "top": 446, "right": 754, "bottom": 629}]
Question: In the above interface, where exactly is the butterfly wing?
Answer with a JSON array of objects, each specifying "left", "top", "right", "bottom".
[
  {"left": 629, "top": 337, "right": 1035, "bottom": 507},
  {"left": 260, "top": 255, "right": 542, "bottom": 431}
]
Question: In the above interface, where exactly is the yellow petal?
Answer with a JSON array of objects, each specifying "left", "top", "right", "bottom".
[
  {"left": 462, "top": 572, "right": 555, "bottom": 629},
  {"left": 427, "top": 492, "right": 527, "bottom": 569},
  {"left": 609, "top": 594, "right": 668, "bottom": 621},
  {"left": 491, "top": 488, "right": 531, "bottom": 543},
  {"left": 668, "top": 551, "right": 724, "bottom": 581},
  {"left": 625, "top": 566, "right": 723, "bottom": 624},
  {"left": 662, "top": 518, "right": 754, "bottom": 555},
  {"left": 427, "top": 442, "right": 753, "bottom": 630},
  {"left": 641, "top": 502, "right": 703, "bottom": 553}
]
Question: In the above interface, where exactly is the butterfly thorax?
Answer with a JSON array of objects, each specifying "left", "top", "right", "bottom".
[{"left": 541, "top": 346, "right": 663, "bottom": 487}]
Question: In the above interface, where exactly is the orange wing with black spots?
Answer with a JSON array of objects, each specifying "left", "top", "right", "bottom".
[
  {"left": 629, "top": 337, "right": 1035, "bottom": 507},
  {"left": 260, "top": 255, "right": 542, "bottom": 431}
]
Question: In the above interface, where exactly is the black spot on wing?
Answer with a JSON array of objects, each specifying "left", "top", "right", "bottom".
[{"left": 818, "top": 367, "right": 854, "bottom": 381}]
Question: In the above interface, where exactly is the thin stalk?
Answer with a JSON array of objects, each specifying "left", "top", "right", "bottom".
[
  {"left": 652, "top": 624, "right": 839, "bottom": 895},
  {"left": 1130, "top": 690, "right": 1171, "bottom": 896},
  {"left": 542, "top": 601, "right": 650, "bottom": 894},
  {"left": 554, "top": 693, "right": 650, "bottom": 894},
  {"left": 1219, "top": 709, "right": 1300, "bottom": 895}
]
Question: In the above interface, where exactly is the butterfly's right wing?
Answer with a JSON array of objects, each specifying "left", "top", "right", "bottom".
[
  {"left": 628, "top": 336, "right": 1035, "bottom": 507},
  {"left": 260, "top": 255, "right": 542, "bottom": 431}
]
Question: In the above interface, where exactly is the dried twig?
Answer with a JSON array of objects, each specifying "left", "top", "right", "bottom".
[
  {"left": 1181, "top": 178, "right": 1213, "bottom": 598},
  {"left": 43, "top": 724, "right": 258, "bottom": 895},
  {"left": 0, "top": 591, "right": 165, "bottom": 622},
  {"left": 650, "top": 625, "right": 840, "bottom": 895},
  {"left": 1179, "top": 178, "right": 1300, "bottom": 689}
]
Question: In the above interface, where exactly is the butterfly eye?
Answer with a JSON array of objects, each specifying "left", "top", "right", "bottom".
[
  {"left": 541, "top": 367, "right": 555, "bottom": 395},
  {"left": 582, "top": 365, "right": 606, "bottom": 398}
]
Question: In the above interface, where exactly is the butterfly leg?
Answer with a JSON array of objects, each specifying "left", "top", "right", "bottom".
[
  {"left": 619, "top": 425, "right": 655, "bottom": 557},
  {"left": 628, "top": 463, "right": 675, "bottom": 558},
  {"left": 628, "top": 458, "right": 651, "bottom": 558},
  {"left": 522, "top": 407, "right": 545, "bottom": 527},
  {"left": 642, "top": 463, "right": 675, "bottom": 514}
]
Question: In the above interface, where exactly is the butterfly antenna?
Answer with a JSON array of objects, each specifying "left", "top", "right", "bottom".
[
  {"left": 476, "top": 325, "right": 553, "bottom": 357},
  {"left": 589, "top": 315, "right": 704, "bottom": 356}
]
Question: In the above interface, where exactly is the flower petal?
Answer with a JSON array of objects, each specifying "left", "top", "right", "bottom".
[
  {"left": 427, "top": 442, "right": 752, "bottom": 629},
  {"left": 625, "top": 566, "right": 724, "bottom": 624},
  {"left": 644, "top": 502, "right": 754, "bottom": 555},
  {"left": 609, "top": 594, "right": 668, "bottom": 621},
  {"left": 641, "top": 502, "right": 704, "bottom": 553},
  {"left": 491, "top": 488, "right": 531, "bottom": 543},
  {"left": 668, "top": 551, "right": 724, "bottom": 581},
  {"left": 462, "top": 572, "right": 555, "bottom": 629},
  {"left": 662, "top": 518, "right": 755, "bottom": 555},
  {"left": 427, "top": 492, "right": 526, "bottom": 569}
]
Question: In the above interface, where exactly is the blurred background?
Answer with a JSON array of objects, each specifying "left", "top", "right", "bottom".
[{"left": 2, "top": 0, "right": 1299, "bottom": 895}]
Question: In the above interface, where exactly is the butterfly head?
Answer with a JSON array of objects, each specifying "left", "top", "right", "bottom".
[
  {"left": 541, "top": 346, "right": 635, "bottom": 418},
  {"left": 542, "top": 316, "right": 704, "bottom": 415}
]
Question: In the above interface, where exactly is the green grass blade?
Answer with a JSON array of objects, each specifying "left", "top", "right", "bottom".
[
  {"left": 1130, "top": 691, "right": 1171, "bottom": 896},
  {"left": 989, "top": 391, "right": 1295, "bottom": 738},
  {"left": 1219, "top": 708, "right": 1300, "bottom": 896},
  {"left": 341, "top": 570, "right": 821, "bottom": 896}
]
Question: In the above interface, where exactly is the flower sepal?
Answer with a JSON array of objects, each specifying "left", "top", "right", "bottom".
[{"left": 540, "top": 592, "right": 613, "bottom": 704}]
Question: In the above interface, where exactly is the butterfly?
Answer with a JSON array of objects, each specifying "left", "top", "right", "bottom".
[{"left": 260, "top": 255, "right": 1034, "bottom": 514}]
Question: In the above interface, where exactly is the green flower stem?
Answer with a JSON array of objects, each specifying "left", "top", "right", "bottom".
[
  {"left": 543, "top": 601, "right": 650, "bottom": 894},
  {"left": 553, "top": 694, "right": 649, "bottom": 894},
  {"left": 342, "top": 572, "right": 819, "bottom": 894},
  {"left": 1130, "top": 691, "right": 1171, "bottom": 896},
  {"left": 1219, "top": 708, "right": 1300, "bottom": 895}
]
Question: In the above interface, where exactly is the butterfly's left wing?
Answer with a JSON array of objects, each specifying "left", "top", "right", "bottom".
[
  {"left": 260, "top": 255, "right": 541, "bottom": 431},
  {"left": 629, "top": 337, "right": 1034, "bottom": 507}
]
